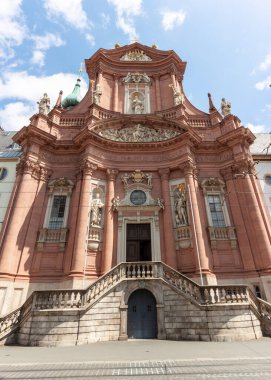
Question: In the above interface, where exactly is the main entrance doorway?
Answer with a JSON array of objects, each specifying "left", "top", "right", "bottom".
[
  {"left": 127, "top": 289, "right": 157, "bottom": 339},
  {"left": 126, "top": 224, "right": 151, "bottom": 262}
]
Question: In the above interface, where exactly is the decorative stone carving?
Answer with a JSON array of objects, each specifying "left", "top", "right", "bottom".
[
  {"left": 122, "top": 72, "right": 151, "bottom": 84},
  {"left": 16, "top": 157, "right": 52, "bottom": 181},
  {"left": 97, "top": 124, "right": 180, "bottom": 142},
  {"left": 111, "top": 196, "right": 120, "bottom": 211},
  {"left": 90, "top": 193, "right": 104, "bottom": 227},
  {"left": 121, "top": 170, "right": 152, "bottom": 188},
  {"left": 37, "top": 93, "right": 50, "bottom": 115},
  {"left": 156, "top": 198, "right": 164, "bottom": 210},
  {"left": 169, "top": 83, "right": 184, "bottom": 106},
  {"left": 131, "top": 94, "right": 144, "bottom": 114},
  {"left": 221, "top": 98, "right": 231, "bottom": 116},
  {"left": 174, "top": 188, "right": 188, "bottom": 226},
  {"left": 81, "top": 160, "right": 97, "bottom": 176},
  {"left": 48, "top": 177, "right": 74, "bottom": 195},
  {"left": 120, "top": 50, "right": 152, "bottom": 62},
  {"left": 93, "top": 84, "right": 102, "bottom": 104}
]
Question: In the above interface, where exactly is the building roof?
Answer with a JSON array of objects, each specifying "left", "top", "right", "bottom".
[
  {"left": 250, "top": 133, "right": 271, "bottom": 155},
  {"left": 0, "top": 130, "right": 22, "bottom": 158}
]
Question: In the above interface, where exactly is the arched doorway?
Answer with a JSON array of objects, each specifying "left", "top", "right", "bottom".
[{"left": 127, "top": 289, "right": 157, "bottom": 339}]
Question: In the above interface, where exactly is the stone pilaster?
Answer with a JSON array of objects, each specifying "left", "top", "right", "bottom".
[
  {"left": 0, "top": 157, "right": 47, "bottom": 277},
  {"left": 158, "top": 168, "right": 177, "bottom": 269},
  {"left": 113, "top": 74, "right": 119, "bottom": 112},
  {"left": 70, "top": 160, "right": 97, "bottom": 276},
  {"left": 220, "top": 167, "right": 256, "bottom": 272},
  {"left": 180, "top": 161, "right": 211, "bottom": 275},
  {"left": 154, "top": 75, "right": 161, "bottom": 111},
  {"left": 232, "top": 160, "right": 271, "bottom": 272},
  {"left": 102, "top": 169, "right": 118, "bottom": 274}
]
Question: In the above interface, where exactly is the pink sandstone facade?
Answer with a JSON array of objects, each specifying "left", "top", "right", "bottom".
[{"left": 0, "top": 43, "right": 271, "bottom": 344}]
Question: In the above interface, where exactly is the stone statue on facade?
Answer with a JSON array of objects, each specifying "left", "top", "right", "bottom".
[
  {"left": 131, "top": 95, "right": 144, "bottom": 114},
  {"left": 221, "top": 98, "right": 231, "bottom": 116},
  {"left": 145, "top": 173, "right": 152, "bottom": 186},
  {"left": 175, "top": 191, "right": 188, "bottom": 225},
  {"left": 90, "top": 193, "right": 104, "bottom": 226},
  {"left": 93, "top": 84, "right": 102, "bottom": 104},
  {"left": 120, "top": 50, "right": 152, "bottom": 62},
  {"left": 169, "top": 84, "right": 184, "bottom": 106},
  {"left": 111, "top": 196, "right": 120, "bottom": 211},
  {"left": 121, "top": 173, "right": 130, "bottom": 186},
  {"left": 156, "top": 198, "right": 165, "bottom": 210},
  {"left": 37, "top": 93, "right": 50, "bottom": 115}
]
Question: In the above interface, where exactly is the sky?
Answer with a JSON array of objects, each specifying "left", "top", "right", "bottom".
[{"left": 0, "top": 0, "right": 271, "bottom": 133}]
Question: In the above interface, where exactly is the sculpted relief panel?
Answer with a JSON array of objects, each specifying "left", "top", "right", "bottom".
[{"left": 96, "top": 124, "right": 181, "bottom": 143}]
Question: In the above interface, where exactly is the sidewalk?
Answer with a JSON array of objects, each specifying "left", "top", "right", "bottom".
[{"left": 0, "top": 338, "right": 271, "bottom": 365}]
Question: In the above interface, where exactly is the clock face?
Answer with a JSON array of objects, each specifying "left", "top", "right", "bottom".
[{"left": 130, "top": 190, "right": 147, "bottom": 205}]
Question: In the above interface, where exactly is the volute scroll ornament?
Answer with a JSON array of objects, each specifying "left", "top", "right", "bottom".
[{"left": 80, "top": 160, "right": 97, "bottom": 176}]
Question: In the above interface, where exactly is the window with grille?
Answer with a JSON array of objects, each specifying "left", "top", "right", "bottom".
[
  {"left": 207, "top": 195, "right": 226, "bottom": 227},
  {"left": 48, "top": 195, "right": 67, "bottom": 229}
]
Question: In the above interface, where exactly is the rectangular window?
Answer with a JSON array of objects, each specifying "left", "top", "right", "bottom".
[
  {"left": 208, "top": 194, "right": 226, "bottom": 227},
  {"left": 48, "top": 195, "right": 67, "bottom": 229}
]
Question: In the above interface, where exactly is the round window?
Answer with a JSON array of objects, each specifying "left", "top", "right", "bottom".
[
  {"left": 264, "top": 175, "right": 271, "bottom": 185},
  {"left": 0, "top": 168, "right": 8, "bottom": 181},
  {"left": 130, "top": 190, "right": 147, "bottom": 205}
]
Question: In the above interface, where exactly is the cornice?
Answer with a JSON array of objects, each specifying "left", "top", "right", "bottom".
[{"left": 216, "top": 126, "right": 255, "bottom": 147}]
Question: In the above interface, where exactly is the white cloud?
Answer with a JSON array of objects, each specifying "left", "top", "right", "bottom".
[
  {"left": 100, "top": 13, "right": 110, "bottom": 29},
  {"left": 43, "top": 0, "right": 94, "bottom": 44},
  {"left": 259, "top": 53, "right": 271, "bottom": 71},
  {"left": 0, "top": 0, "right": 27, "bottom": 61},
  {"left": 0, "top": 102, "right": 36, "bottom": 131},
  {"left": 107, "top": 0, "right": 143, "bottom": 41},
  {"left": 245, "top": 123, "right": 269, "bottom": 133},
  {"left": 161, "top": 9, "right": 186, "bottom": 31},
  {"left": 31, "top": 33, "right": 65, "bottom": 66},
  {"left": 0, "top": 71, "right": 88, "bottom": 130},
  {"left": 255, "top": 76, "right": 271, "bottom": 90}
]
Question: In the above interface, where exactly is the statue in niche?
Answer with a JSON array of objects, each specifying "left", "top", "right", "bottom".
[
  {"left": 175, "top": 191, "right": 188, "bottom": 226},
  {"left": 221, "top": 98, "right": 231, "bottom": 116},
  {"left": 131, "top": 95, "right": 144, "bottom": 114},
  {"left": 90, "top": 193, "right": 104, "bottom": 226},
  {"left": 37, "top": 93, "right": 50, "bottom": 115}
]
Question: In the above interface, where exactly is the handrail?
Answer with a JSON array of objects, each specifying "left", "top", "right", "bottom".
[{"left": 1, "top": 261, "right": 271, "bottom": 340}]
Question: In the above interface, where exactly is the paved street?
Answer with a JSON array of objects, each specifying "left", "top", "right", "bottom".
[{"left": 0, "top": 338, "right": 271, "bottom": 379}]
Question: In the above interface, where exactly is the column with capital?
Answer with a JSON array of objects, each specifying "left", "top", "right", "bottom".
[
  {"left": 180, "top": 161, "right": 211, "bottom": 274},
  {"left": 0, "top": 158, "right": 41, "bottom": 276},
  {"left": 113, "top": 75, "right": 119, "bottom": 112},
  {"left": 18, "top": 167, "right": 52, "bottom": 276},
  {"left": 70, "top": 160, "right": 97, "bottom": 276},
  {"left": 154, "top": 75, "right": 161, "bottom": 111},
  {"left": 102, "top": 169, "right": 118, "bottom": 273},
  {"left": 220, "top": 167, "right": 256, "bottom": 272},
  {"left": 233, "top": 163, "right": 271, "bottom": 271},
  {"left": 158, "top": 168, "right": 177, "bottom": 268}
]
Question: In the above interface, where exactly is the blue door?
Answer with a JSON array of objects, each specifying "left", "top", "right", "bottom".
[{"left": 127, "top": 289, "right": 157, "bottom": 339}]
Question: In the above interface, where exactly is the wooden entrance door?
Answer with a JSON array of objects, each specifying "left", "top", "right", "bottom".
[
  {"left": 127, "top": 289, "right": 157, "bottom": 339},
  {"left": 126, "top": 224, "right": 151, "bottom": 262}
]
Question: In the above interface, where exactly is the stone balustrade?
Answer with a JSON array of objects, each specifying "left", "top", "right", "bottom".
[
  {"left": 59, "top": 117, "right": 85, "bottom": 126},
  {"left": 37, "top": 228, "right": 68, "bottom": 250},
  {"left": 208, "top": 226, "right": 237, "bottom": 248},
  {"left": 1, "top": 261, "right": 271, "bottom": 341}
]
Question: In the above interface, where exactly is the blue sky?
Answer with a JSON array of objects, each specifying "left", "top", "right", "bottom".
[{"left": 0, "top": 0, "right": 271, "bottom": 132}]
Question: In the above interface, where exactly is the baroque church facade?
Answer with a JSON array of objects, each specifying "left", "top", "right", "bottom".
[{"left": 0, "top": 43, "right": 271, "bottom": 345}]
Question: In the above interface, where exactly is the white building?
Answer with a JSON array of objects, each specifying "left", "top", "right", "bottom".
[
  {"left": 0, "top": 129, "right": 22, "bottom": 232},
  {"left": 251, "top": 133, "right": 271, "bottom": 216}
]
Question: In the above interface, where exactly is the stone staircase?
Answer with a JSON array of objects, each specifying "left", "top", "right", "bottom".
[{"left": 1, "top": 262, "right": 271, "bottom": 345}]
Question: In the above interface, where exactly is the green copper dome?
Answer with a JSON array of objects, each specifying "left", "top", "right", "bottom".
[{"left": 62, "top": 78, "right": 82, "bottom": 110}]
